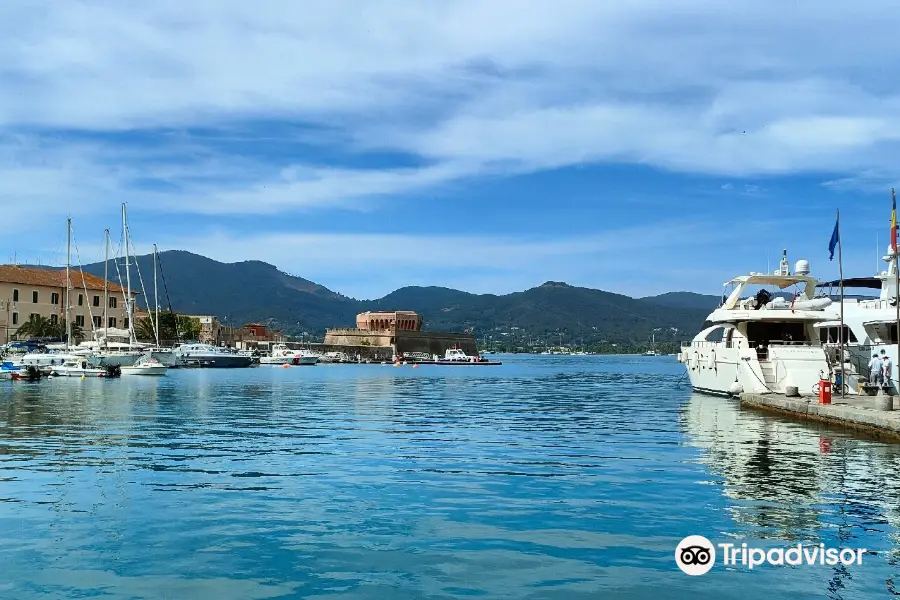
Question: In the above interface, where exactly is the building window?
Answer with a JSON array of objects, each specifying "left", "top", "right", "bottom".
[
  {"left": 109, "top": 297, "right": 117, "bottom": 308},
  {"left": 50, "top": 314, "right": 58, "bottom": 325},
  {"left": 12, "top": 289, "right": 18, "bottom": 302},
  {"left": 124, "top": 318, "right": 129, "bottom": 330},
  {"left": 30, "top": 313, "right": 38, "bottom": 320},
  {"left": 109, "top": 317, "right": 117, "bottom": 328},
  {"left": 93, "top": 316, "right": 101, "bottom": 328},
  {"left": 78, "top": 294, "right": 84, "bottom": 306},
  {"left": 32, "top": 291, "right": 38, "bottom": 303},
  {"left": 11, "top": 313, "right": 17, "bottom": 325},
  {"left": 93, "top": 295, "right": 100, "bottom": 307},
  {"left": 51, "top": 292, "right": 59, "bottom": 305},
  {"left": 75, "top": 315, "right": 85, "bottom": 327}
]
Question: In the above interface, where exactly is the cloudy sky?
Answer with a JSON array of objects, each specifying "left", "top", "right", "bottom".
[{"left": 1, "top": 1, "right": 898, "bottom": 299}]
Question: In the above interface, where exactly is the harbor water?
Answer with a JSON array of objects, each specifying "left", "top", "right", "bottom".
[{"left": 2, "top": 355, "right": 900, "bottom": 598}]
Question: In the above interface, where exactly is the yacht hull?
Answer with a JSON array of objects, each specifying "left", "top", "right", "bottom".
[{"left": 680, "top": 344, "right": 831, "bottom": 397}]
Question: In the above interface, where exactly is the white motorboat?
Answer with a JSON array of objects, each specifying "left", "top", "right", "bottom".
[
  {"left": 260, "top": 344, "right": 319, "bottom": 365},
  {"left": 121, "top": 356, "right": 167, "bottom": 376},
  {"left": 678, "top": 251, "right": 837, "bottom": 397},
  {"left": 51, "top": 356, "right": 108, "bottom": 378},
  {"left": 0, "top": 370, "right": 11, "bottom": 381},
  {"left": 438, "top": 348, "right": 485, "bottom": 363},
  {"left": 173, "top": 343, "right": 254, "bottom": 368},
  {"left": 320, "top": 351, "right": 350, "bottom": 363}
]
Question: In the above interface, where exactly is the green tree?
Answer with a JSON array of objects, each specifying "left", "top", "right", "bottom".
[
  {"left": 177, "top": 315, "right": 201, "bottom": 341},
  {"left": 49, "top": 319, "right": 84, "bottom": 344},
  {"left": 14, "top": 315, "right": 54, "bottom": 339},
  {"left": 134, "top": 311, "right": 201, "bottom": 343}
]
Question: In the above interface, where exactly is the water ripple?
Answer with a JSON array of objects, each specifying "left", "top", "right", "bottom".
[{"left": 0, "top": 355, "right": 898, "bottom": 598}]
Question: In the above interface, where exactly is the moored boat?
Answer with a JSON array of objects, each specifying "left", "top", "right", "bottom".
[
  {"left": 173, "top": 343, "right": 253, "bottom": 368},
  {"left": 678, "top": 251, "right": 838, "bottom": 397},
  {"left": 121, "top": 355, "right": 167, "bottom": 376},
  {"left": 260, "top": 343, "right": 319, "bottom": 365}
]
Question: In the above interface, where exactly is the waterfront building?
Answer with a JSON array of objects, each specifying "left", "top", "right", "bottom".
[
  {"left": 324, "top": 310, "right": 477, "bottom": 357},
  {"left": 0, "top": 265, "right": 131, "bottom": 343}
]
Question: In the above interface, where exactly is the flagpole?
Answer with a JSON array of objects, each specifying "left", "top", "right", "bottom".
[
  {"left": 837, "top": 208, "right": 845, "bottom": 398},
  {"left": 894, "top": 188, "right": 898, "bottom": 396}
]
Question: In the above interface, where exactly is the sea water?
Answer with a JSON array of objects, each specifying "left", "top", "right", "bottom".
[{"left": 0, "top": 355, "right": 898, "bottom": 599}]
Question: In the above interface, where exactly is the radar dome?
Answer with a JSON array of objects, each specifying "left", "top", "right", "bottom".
[{"left": 795, "top": 259, "right": 810, "bottom": 275}]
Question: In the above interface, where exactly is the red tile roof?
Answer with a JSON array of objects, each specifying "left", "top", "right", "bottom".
[{"left": 0, "top": 265, "right": 132, "bottom": 294}]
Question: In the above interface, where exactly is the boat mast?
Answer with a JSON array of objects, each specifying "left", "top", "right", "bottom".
[
  {"left": 103, "top": 229, "right": 109, "bottom": 350},
  {"left": 65, "top": 217, "right": 71, "bottom": 351},
  {"left": 122, "top": 203, "right": 134, "bottom": 346},
  {"left": 153, "top": 243, "right": 160, "bottom": 347}
]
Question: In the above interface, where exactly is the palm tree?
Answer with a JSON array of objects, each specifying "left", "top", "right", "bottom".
[
  {"left": 49, "top": 319, "right": 84, "bottom": 344},
  {"left": 14, "top": 315, "right": 54, "bottom": 339},
  {"left": 135, "top": 317, "right": 156, "bottom": 341}
]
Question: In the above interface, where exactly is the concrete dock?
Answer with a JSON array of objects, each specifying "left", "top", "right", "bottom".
[{"left": 739, "top": 392, "right": 900, "bottom": 441}]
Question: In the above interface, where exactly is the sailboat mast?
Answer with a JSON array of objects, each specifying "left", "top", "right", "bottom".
[
  {"left": 65, "top": 217, "right": 71, "bottom": 350},
  {"left": 103, "top": 229, "right": 109, "bottom": 349},
  {"left": 123, "top": 203, "right": 134, "bottom": 346},
  {"left": 153, "top": 243, "right": 160, "bottom": 347}
]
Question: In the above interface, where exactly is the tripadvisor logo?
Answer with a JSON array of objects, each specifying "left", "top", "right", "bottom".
[
  {"left": 675, "top": 535, "right": 715, "bottom": 576},
  {"left": 675, "top": 536, "right": 867, "bottom": 575}
]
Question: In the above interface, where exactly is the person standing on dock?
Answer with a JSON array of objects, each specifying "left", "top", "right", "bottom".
[
  {"left": 881, "top": 350, "right": 893, "bottom": 388},
  {"left": 869, "top": 353, "right": 884, "bottom": 386}
]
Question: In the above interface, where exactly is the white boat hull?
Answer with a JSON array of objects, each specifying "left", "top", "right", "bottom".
[
  {"left": 121, "top": 365, "right": 168, "bottom": 376},
  {"left": 260, "top": 355, "right": 318, "bottom": 365},
  {"left": 51, "top": 367, "right": 107, "bottom": 377},
  {"left": 680, "top": 344, "right": 833, "bottom": 397},
  {"left": 149, "top": 350, "right": 178, "bottom": 367}
]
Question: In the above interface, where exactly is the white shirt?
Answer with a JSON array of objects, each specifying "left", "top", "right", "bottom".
[{"left": 869, "top": 357, "right": 883, "bottom": 372}]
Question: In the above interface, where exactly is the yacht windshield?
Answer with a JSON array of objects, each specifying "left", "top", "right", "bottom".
[{"left": 745, "top": 321, "right": 809, "bottom": 346}]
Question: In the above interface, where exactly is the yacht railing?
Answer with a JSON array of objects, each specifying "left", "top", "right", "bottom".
[{"left": 681, "top": 340, "right": 818, "bottom": 349}]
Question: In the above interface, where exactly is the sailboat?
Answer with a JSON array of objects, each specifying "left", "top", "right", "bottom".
[
  {"left": 50, "top": 218, "right": 109, "bottom": 378},
  {"left": 644, "top": 332, "right": 660, "bottom": 356},
  {"left": 88, "top": 222, "right": 143, "bottom": 368},
  {"left": 141, "top": 244, "right": 177, "bottom": 367}
]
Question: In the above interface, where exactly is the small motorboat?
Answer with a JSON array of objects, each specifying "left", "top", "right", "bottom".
[
  {"left": 121, "top": 356, "right": 167, "bottom": 376},
  {"left": 260, "top": 344, "right": 319, "bottom": 366},
  {"left": 51, "top": 357, "right": 108, "bottom": 378}
]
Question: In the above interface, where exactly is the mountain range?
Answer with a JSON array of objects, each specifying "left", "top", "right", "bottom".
[{"left": 72, "top": 250, "right": 716, "bottom": 343}]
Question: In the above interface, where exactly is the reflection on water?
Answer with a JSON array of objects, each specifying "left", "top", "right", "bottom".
[
  {"left": 0, "top": 357, "right": 899, "bottom": 598},
  {"left": 683, "top": 392, "right": 900, "bottom": 595}
]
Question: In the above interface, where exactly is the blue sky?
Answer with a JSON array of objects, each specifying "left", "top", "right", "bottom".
[{"left": 2, "top": 1, "right": 900, "bottom": 300}]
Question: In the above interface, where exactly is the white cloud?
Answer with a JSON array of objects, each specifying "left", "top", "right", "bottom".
[{"left": 0, "top": 1, "right": 898, "bottom": 217}]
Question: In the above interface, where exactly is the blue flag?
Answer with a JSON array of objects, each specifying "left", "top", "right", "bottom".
[{"left": 829, "top": 216, "right": 840, "bottom": 261}]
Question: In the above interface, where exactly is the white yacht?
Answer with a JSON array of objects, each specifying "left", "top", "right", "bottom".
[
  {"left": 678, "top": 252, "right": 837, "bottom": 397},
  {"left": 173, "top": 343, "right": 254, "bottom": 368},
  {"left": 260, "top": 343, "right": 318, "bottom": 365},
  {"left": 815, "top": 245, "right": 900, "bottom": 393}
]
